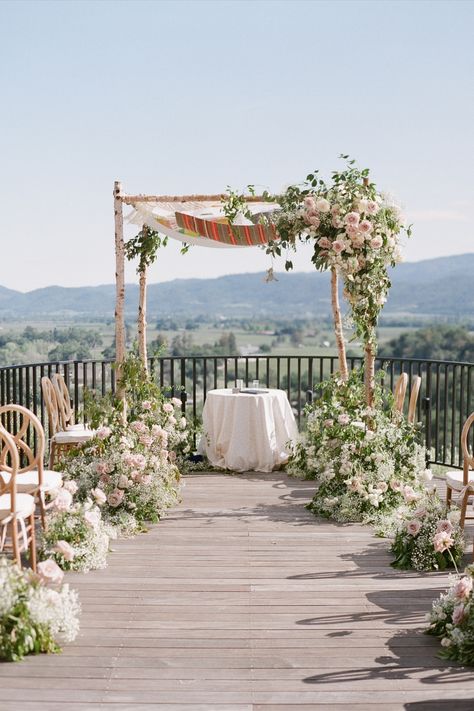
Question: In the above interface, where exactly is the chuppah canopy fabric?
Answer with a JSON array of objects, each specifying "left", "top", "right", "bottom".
[{"left": 125, "top": 198, "right": 281, "bottom": 248}]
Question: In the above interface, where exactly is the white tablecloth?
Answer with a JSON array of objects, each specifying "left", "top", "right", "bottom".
[{"left": 200, "top": 388, "right": 298, "bottom": 473}]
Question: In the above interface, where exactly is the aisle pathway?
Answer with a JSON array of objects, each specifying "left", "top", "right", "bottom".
[{"left": 1, "top": 472, "right": 474, "bottom": 710}]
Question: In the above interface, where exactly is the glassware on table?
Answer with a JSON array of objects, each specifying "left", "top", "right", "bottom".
[
  {"left": 252, "top": 380, "right": 260, "bottom": 389},
  {"left": 236, "top": 379, "right": 244, "bottom": 391}
]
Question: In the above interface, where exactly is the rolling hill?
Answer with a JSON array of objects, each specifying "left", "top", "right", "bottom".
[{"left": 0, "top": 253, "right": 473, "bottom": 320}]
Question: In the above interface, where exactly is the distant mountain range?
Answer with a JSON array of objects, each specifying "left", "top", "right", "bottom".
[{"left": 1, "top": 253, "right": 473, "bottom": 321}]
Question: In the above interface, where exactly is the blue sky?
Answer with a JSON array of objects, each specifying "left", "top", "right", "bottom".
[{"left": 0, "top": 0, "right": 473, "bottom": 291}]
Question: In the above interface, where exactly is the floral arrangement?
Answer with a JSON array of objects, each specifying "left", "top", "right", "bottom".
[
  {"left": 61, "top": 416, "right": 181, "bottom": 535},
  {"left": 41, "top": 484, "right": 110, "bottom": 572},
  {"left": 265, "top": 158, "right": 410, "bottom": 350},
  {"left": 290, "top": 370, "right": 427, "bottom": 525},
  {"left": 390, "top": 495, "right": 465, "bottom": 571},
  {"left": 0, "top": 557, "right": 80, "bottom": 662},
  {"left": 426, "top": 564, "right": 474, "bottom": 665}
]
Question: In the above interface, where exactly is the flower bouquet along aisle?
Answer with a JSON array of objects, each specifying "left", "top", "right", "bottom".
[
  {"left": 0, "top": 557, "right": 80, "bottom": 662},
  {"left": 427, "top": 565, "right": 474, "bottom": 665}
]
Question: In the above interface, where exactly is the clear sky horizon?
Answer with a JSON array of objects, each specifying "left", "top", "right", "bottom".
[{"left": 1, "top": 0, "right": 473, "bottom": 292}]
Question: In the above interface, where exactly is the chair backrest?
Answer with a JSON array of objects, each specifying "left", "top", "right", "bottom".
[
  {"left": 461, "top": 412, "right": 474, "bottom": 484},
  {"left": 393, "top": 373, "right": 408, "bottom": 414},
  {"left": 0, "top": 424, "right": 20, "bottom": 514},
  {"left": 0, "top": 405, "right": 45, "bottom": 485},
  {"left": 52, "top": 373, "right": 74, "bottom": 429},
  {"left": 407, "top": 376, "right": 422, "bottom": 424},
  {"left": 41, "top": 376, "right": 62, "bottom": 436}
]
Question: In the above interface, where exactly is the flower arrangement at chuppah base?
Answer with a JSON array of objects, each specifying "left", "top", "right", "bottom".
[
  {"left": 0, "top": 557, "right": 80, "bottom": 662},
  {"left": 426, "top": 564, "right": 474, "bottom": 665},
  {"left": 61, "top": 354, "right": 184, "bottom": 536},
  {"left": 289, "top": 369, "right": 428, "bottom": 525},
  {"left": 389, "top": 495, "right": 465, "bottom": 571},
  {"left": 41, "top": 481, "right": 111, "bottom": 573}
]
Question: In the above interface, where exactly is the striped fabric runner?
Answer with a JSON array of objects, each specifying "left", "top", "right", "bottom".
[{"left": 175, "top": 212, "right": 278, "bottom": 246}]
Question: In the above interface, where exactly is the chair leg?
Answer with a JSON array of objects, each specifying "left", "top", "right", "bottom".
[
  {"left": 28, "top": 513, "right": 37, "bottom": 572},
  {"left": 11, "top": 520, "right": 21, "bottom": 569},
  {"left": 460, "top": 492, "right": 469, "bottom": 530},
  {"left": 38, "top": 492, "right": 47, "bottom": 531},
  {"left": 49, "top": 441, "right": 56, "bottom": 469}
]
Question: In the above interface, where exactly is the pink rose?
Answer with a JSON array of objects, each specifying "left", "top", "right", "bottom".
[
  {"left": 139, "top": 434, "right": 153, "bottom": 447},
  {"left": 406, "top": 519, "right": 422, "bottom": 536},
  {"left": 95, "top": 461, "right": 109, "bottom": 476},
  {"left": 138, "top": 473, "right": 152, "bottom": 485},
  {"left": 141, "top": 401, "right": 152, "bottom": 411},
  {"left": 54, "top": 540, "right": 75, "bottom": 562},
  {"left": 99, "top": 474, "right": 111, "bottom": 486},
  {"left": 107, "top": 489, "right": 125, "bottom": 508},
  {"left": 163, "top": 402, "right": 174, "bottom": 414},
  {"left": 37, "top": 559, "right": 64, "bottom": 586},
  {"left": 91, "top": 487, "right": 107, "bottom": 505},
  {"left": 402, "top": 485, "right": 419, "bottom": 503},
  {"left": 171, "top": 397, "right": 182, "bottom": 408},
  {"left": 324, "top": 419, "right": 334, "bottom": 427},
  {"left": 62, "top": 480, "right": 78, "bottom": 495},
  {"left": 413, "top": 507, "right": 427, "bottom": 519},
  {"left": 97, "top": 426, "right": 112, "bottom": 440},
  {"left": 133, "top": 454, "right": 146, "bottom": 470},
  {"left": 332, "top": 216, "right": 344, "bottom": 229},
  {"left": 52, "top": 488, "right": 73, "bottom": 512},
  {"left": 332, "top": 240, "right": 345, "bottom": 254},
  {"left": 454, "top": 576, "right": 473, "bottom": 600},
  {"left": 118, "top": 474, "right": 130, "bottom": 489},
  {"left": 338, "top": 414, "right": 350, "bottom": 425},
  {"left": 350, "top": 233, "right": 365, "bottom": 248},
  {"left": 308, "top": 215, "right": 320, "bottom": 228},
  {"left": 390, "top": 480, "right": 402, "bottom": 492},
  {"left": 303, "top": 196, "right": 316, "bottom": 210},
  {"left": 370, "top": 235, "right": 383, "bottom": 249},
  {"left": 453, "top": 603, "right": 466, "bottom": 625},
  {"left": 131, "top": 421, "right": 147, "bottom": 434},
  {"left": 377, "top": 481, "right": 388, "bottom": 493},
  {"left": 436, "top": 520, "right": 454, "bottom": 535},
  {"left": 433, "top": 531, "right": 454, "bottom": 553},
  {"left": 318, "top": 238, "right": 331, "bottom": 250},
  {"left": 366, "top": 200, "right": 379, "bottom": 215},
  {"left": 359, "top": 219, "right": 373, "bottom": 234},
  {"left": 345, "top": 212, "right": 360, "bottom": 226}
]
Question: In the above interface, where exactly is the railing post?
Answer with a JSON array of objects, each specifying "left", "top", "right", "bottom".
[{"left": 423, "top": 396, "right": 432, "bottom": 467}]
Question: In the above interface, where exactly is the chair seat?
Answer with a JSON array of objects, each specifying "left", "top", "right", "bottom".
[
  {"left": 0, "top": 493, "right": 35, "bottom": 521},
  {"left": 446, "top": 470, "right": 474, "bottom": 491},
  {"left": 4, "top": 469, "right": 63, "bottom": 494},
  {"left": 53, "top": 428, "right": 95, "bottom": 444}
]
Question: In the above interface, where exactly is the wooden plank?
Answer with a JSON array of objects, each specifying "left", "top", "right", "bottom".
[{"left": 0, "top": 471, "right": 472, "bottom": 709}]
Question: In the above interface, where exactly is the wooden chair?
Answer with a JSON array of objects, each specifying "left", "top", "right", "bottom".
[
  {"left": 393, "top": 373, "right": 408, "bottom": 415},
  {"left": 41, "top": 376, "right": 95, "bottom": 468},
  {"left": 446, "top": 412, "right": 474, "bottom": 529},
  {"left": 0, "top": 424, "right": 37, "bottom": 570},
  {"left": 407, "top": 376, "right": 422, "bottom": 424},
  {"left": 0, "top": 404, "right": 62, "bottom": 529}
]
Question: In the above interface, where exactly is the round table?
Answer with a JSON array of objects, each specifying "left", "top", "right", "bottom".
[{"left": 200, "top": 388, "right": 298, "bottom": 473}]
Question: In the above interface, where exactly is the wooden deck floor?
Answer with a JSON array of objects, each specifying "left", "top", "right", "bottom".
[{"left": 1, "top": 472, "right": 474, "bottom": 710}]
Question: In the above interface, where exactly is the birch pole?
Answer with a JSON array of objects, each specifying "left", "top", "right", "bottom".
[
  {"left": 330, "top": 267, "right": 348, "bottom": 381},
  {"left": 137, "top": 259, "right": 148, "bottom": 371},
  {"left": 114, "top": 181, "right": 126, "bottom": 407},
  {"left": 364, "top": 341, "right": 376, "bottom": 409}
]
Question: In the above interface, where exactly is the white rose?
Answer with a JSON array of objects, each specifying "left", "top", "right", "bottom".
[{"left": 315, "top": 198, "right": 330, "bottom": 213}]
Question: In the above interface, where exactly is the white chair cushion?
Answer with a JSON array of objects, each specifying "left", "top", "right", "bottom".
[
  {"left": 446, "top": 470, "right": 474, "bottom": 491},
  {"left": 0, "top": 493, "right": 35, "bottom": 521},
  {"left": 13, "top": 469, "right": 62, "bottom": 493},
  {"left": 53, "top": 429, "right": 95, "bottom": 444}
]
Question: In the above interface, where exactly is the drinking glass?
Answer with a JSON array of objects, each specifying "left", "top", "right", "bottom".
[
  {"left": 252, "top": 379, "right": 260, "bottom": 389},
  {"left": 236, "top": 379, "right": 243, "bottom": 391}
]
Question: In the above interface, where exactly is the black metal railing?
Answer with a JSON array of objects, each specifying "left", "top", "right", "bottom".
[{"left": 0, "top": 355, "right": 473, "bottom": 469}]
